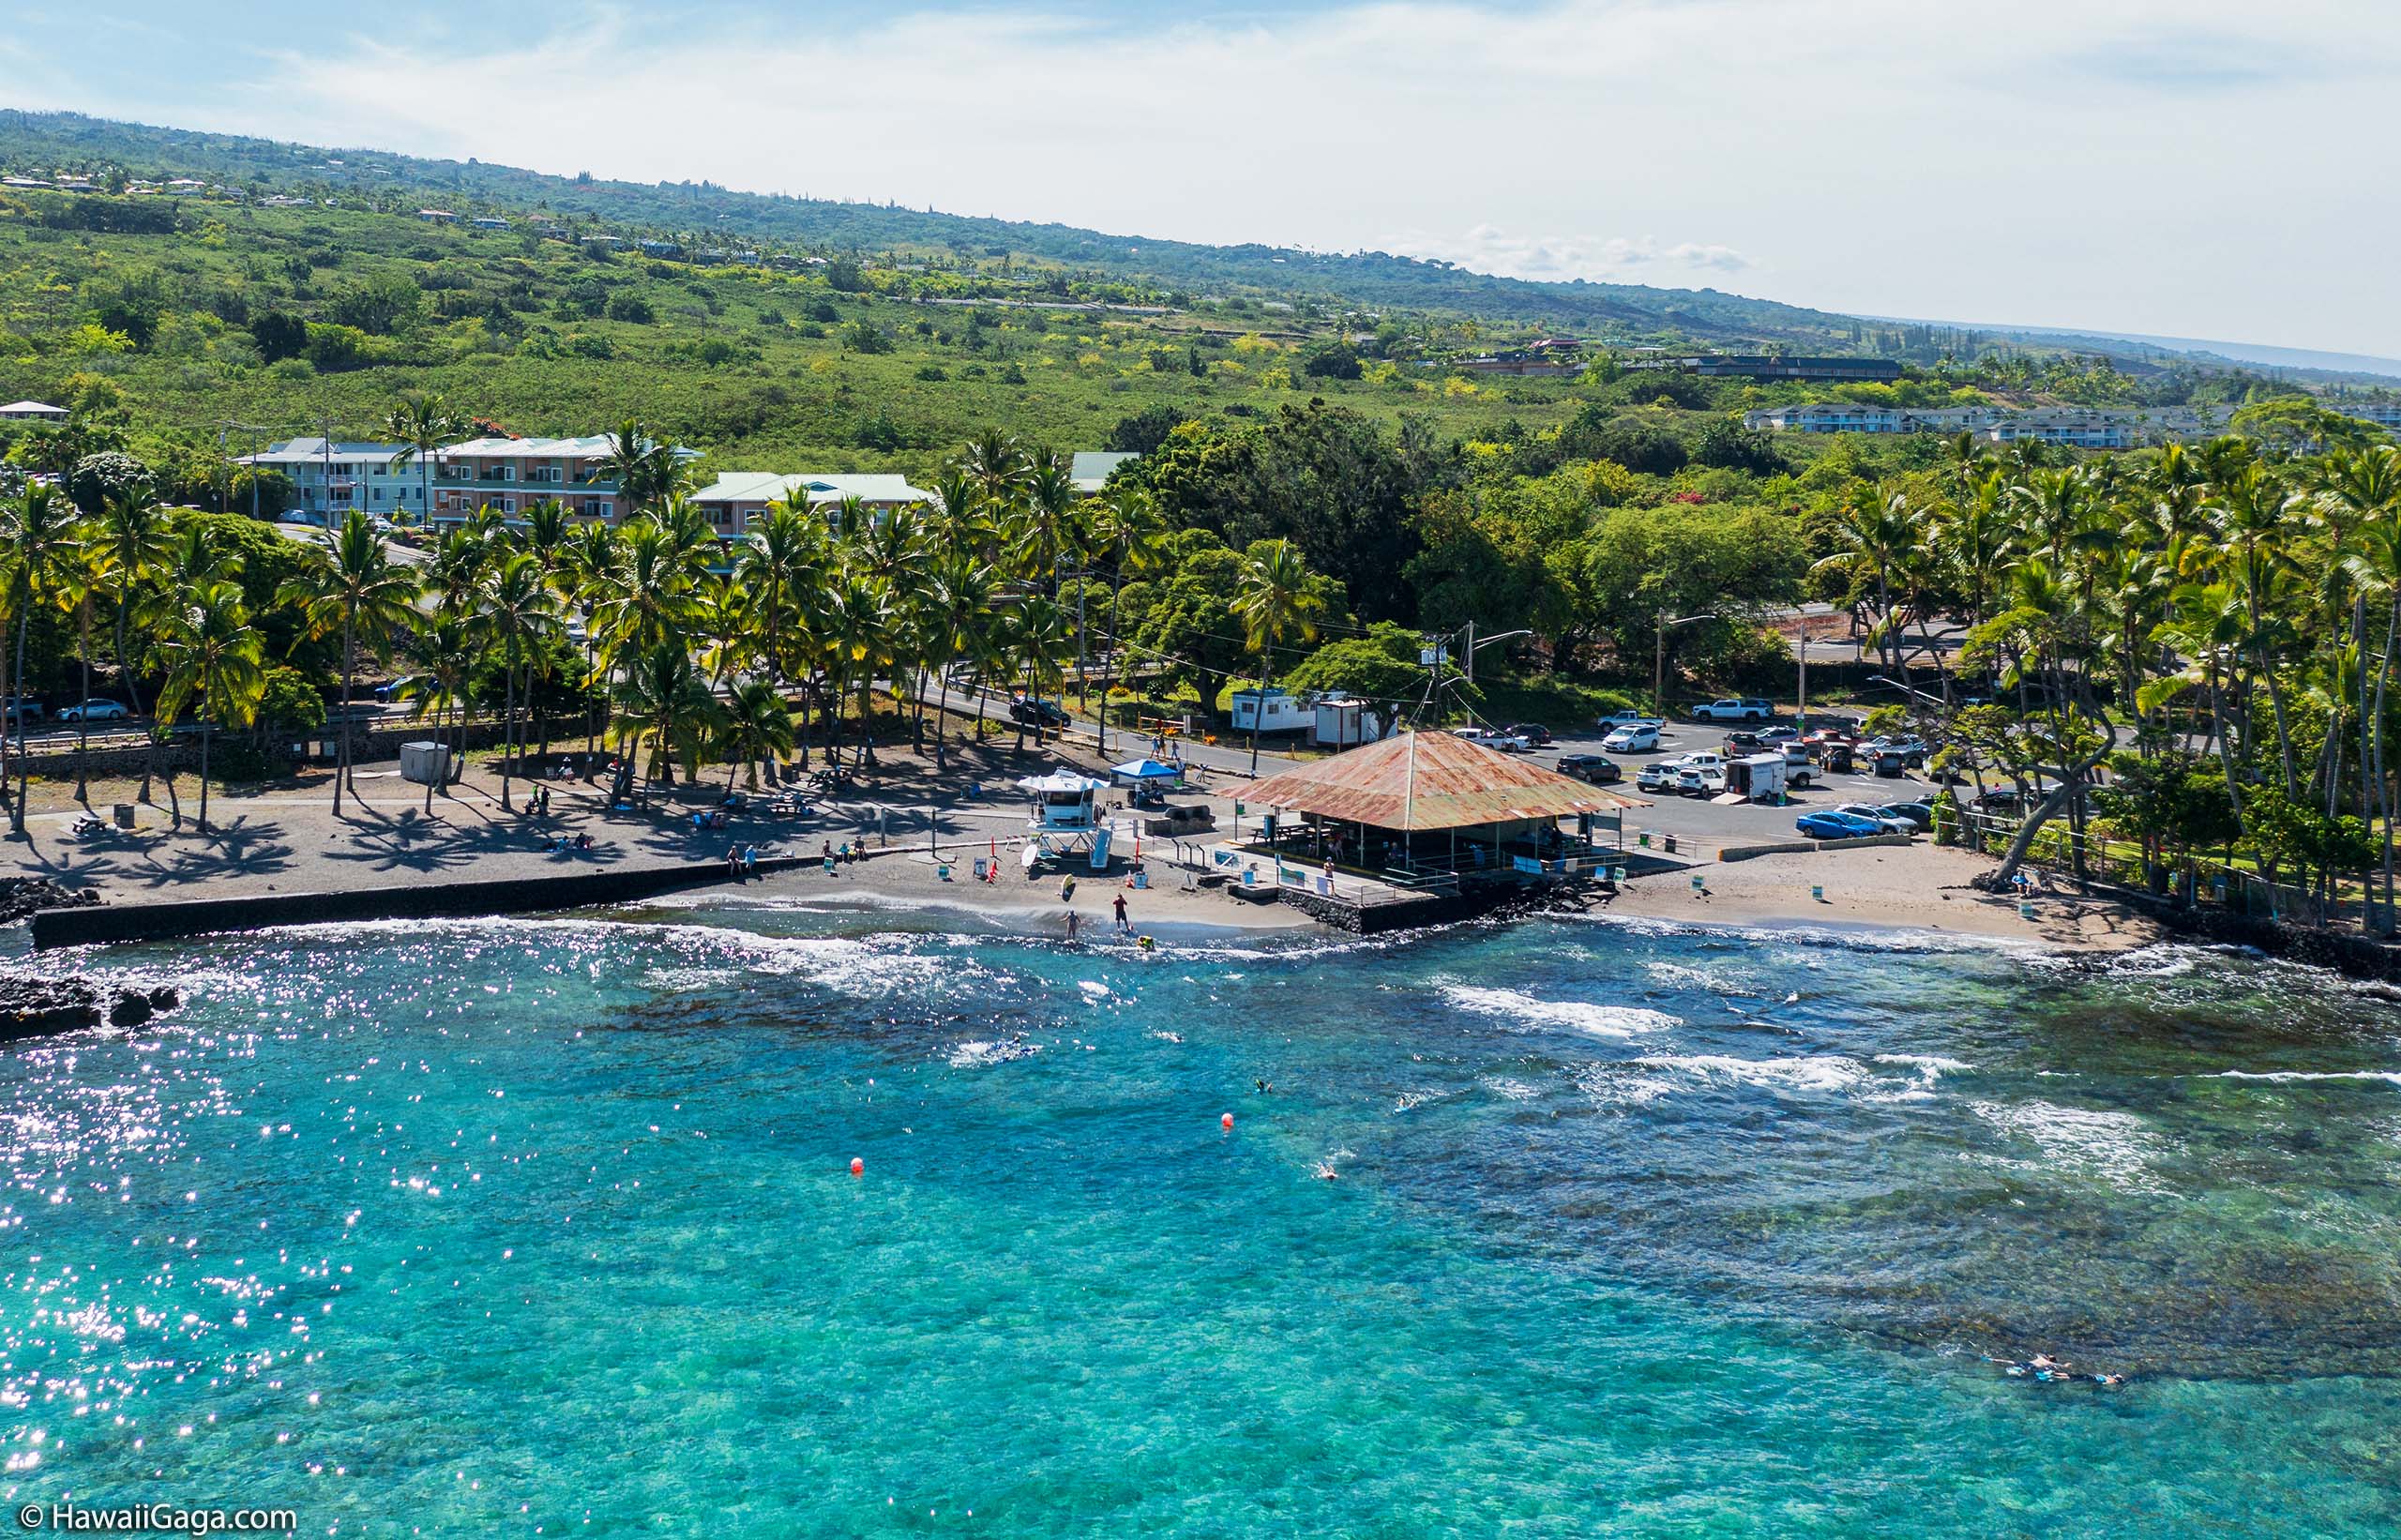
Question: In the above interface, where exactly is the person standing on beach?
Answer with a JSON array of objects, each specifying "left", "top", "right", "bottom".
[
  {"left": 1112, "top": 892, "right": 1129, "bottom": 934},
  {"left": 1065, "top": 909, "right": 1080, "bottom": 942}
]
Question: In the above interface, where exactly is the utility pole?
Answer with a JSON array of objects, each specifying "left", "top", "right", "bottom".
[{"left": 1654, "top": 610, "right": 1718, "bottom": 717}]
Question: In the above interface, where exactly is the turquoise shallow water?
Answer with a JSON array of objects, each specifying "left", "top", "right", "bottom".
[{"left": 6, "top": 903, "right": 2401, "bottom": 1535}]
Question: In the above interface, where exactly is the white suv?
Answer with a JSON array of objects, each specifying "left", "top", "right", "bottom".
[{"left": 1635, "top": 759, "right": 1687, "bottom": 793}]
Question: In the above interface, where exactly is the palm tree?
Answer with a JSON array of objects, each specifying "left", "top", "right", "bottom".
[
  {"left": 916, "top": 557, "right": 994, "bottom": 764},
  {"left": 735, "top": 501, "right": 823, "bottom": 686},
  {"left": 1231, "top": 539, "right": 1326, "bottom": 773},
  {"left": 717, "top": 679, "right": 797, "bottom": 790},
  {"left": 597, "top": 418, "right": 687, "bottom": 518},
  {"left": 277, "top": 511, "right": 423, "bottom": 815},
  {"left": 819, "top": 574, "right": 895, "bottom": 766},
  {"left": 590, "top": 516, "right": 702, "bottom": 671},
  {"left": 93, "top": 490, "right": 176, "bottom": 803},
  {"left": 396, "top": 617, "right": 477, "bottom": 811},
  {"left": 0, "top": 484, "right": 84, "bottom": 833},
  {"left": 612, "top": 641, "right": 717, "bottom": 786},
  {"left": 1009, "top": 595, "right": 1072, "bottom": 752},
  {"left": 1811, "top": 482, "right": 1917, "bottom": 681},
  {"left": 56, "top": 536, "right": 111, "bottom": 802},
  {"left": 385, "top": 394, "right": 466, "bottom": 530},
  {"left": 1082, "top": 484, "right": 1160, "bottom": 753},
  {"left": 476, "top": 552, "right": 561, "bottom": 813},
  {"left": 151, "top": 579, "right": 266, "bottom": 834}
]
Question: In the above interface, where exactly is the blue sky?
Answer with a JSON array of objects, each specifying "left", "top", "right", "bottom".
[{"left": 7, "top": 1, "right": 2396, "bottom": 356}]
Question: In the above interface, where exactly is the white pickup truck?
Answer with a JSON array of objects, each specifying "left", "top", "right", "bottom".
[{"left": 1688, "top": 698, "right": 1774, "bottom": 723}]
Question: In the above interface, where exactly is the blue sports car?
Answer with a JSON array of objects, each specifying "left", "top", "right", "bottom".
[{"left": 1795, "top": 810, "right": 1886, "bottom": 840}]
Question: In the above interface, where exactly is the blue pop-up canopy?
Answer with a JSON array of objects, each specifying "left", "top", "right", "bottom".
[{"left": 1109, "top": 758, "right": 1182, "bottom": 783}]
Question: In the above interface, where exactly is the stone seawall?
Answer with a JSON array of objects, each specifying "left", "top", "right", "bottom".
[{"left": 28, "top": 858, "right": 795, "bottom": 951}]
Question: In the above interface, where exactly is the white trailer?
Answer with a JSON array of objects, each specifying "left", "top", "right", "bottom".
[{"left": 1724, "top": 752, "right": 1795, "bottom": 804}]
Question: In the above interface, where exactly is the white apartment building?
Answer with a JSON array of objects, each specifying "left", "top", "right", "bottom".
[
  {"left": 1743, "top": 403, "right": 1909, "bottom": 433},
  {"left": 687, "top": 472, "right": 932, "bottom": 536},
  {"left": 2343, "top": 402, "right": 2401, "bottom": 430},
  {"left": 1984, "top": 411, "right": 2139, "bottom": 450}
]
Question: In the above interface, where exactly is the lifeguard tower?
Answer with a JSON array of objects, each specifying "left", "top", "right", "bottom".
[{"left": 1017, "top": 770, "right": 1113, "bottom": 871}]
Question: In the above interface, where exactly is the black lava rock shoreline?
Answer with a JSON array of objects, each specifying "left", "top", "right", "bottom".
[
  {"left": 0, "top": 877, "right": 182, "bottom": 1042},
  {"left": 0, "top": 974, "right": 181, "bottom": 1041}
]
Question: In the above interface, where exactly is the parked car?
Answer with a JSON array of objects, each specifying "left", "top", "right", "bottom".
[
  {"left": 1557, "top": 753, "right": 1623, "bottom": 785},
  {"left": 1675, "top": 763, "right": 1728, "bottom": 796},
  {"left": 1454, "top": 726, "right": 1531, "bottom": 752},
  {"left": 1636, "top": 759, "right": 1690, "bottom": 793},
  {"left": 1867, "top": 734, "right": 1930, "bottom": 767},
  {"left": 1973, "top": 786, "right": 2027, "bottom": 811},
  {"left": 1, "top": 698, "right": 43, "bottom": 725},
  {"left": 1596, "top": 710, "right": 1663, "bottom": 732},
  {"left": 1757, "top": 725, "right": 1800, "bottom": 745},
  {"left": 1503, "top": 722, "right": 1554, "bottom": 748},
  {"left": 1721, "top": 730, "right": 1768, "bottom": 753},
  {"left": 1689, "top": 697, "right": 1774, "bottom": 723},
  {"left": 55, "top": 699, "right": 130, "bottom": 723},
  {"left": 1796, "top": 809, "right": 1888, "bottom": 840},
  {"left": 280, "top": 509, "right": 328, "bottom": 527},
  {"left": 1010, "top": 696, "right": 1071, "bottom": 729},
  {"left": 1835, "top": 802, "right": 1920, "bottom": 835},
  {"left": 1876, "top": 801, "right": 1937, "bottom": 831},
  {"left": 1601, "top": 722, "right": 1660, "bottom": 754}
]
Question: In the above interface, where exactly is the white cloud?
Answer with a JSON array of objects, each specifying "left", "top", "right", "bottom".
[
  {"left": 1389, "top": 226, "right": 1753, "bottom": 282},
  {"left": 21, "top": 0, "right": 2400, "bottom": 353}
]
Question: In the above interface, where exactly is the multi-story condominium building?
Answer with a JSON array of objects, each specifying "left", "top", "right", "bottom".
[
  {"left": 428, "top": 434, "right": 697, "bottom": 524},
  {"left": 2342, "top": 402, "right": 2401, "bottom": 430},
  {"left": 1743, "top": 404, "right": 1910, "bottom": 433},
  {"left": 237, "top": 437, "right": 427, "bottom": 518},
  {"left": 687, "top": 472, "right": 932, "bottom": 536},
  {"left": 1983, "top": 410, "right": 2139, "bottom": 450}
]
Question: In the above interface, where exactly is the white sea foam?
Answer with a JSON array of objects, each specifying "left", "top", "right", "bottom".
[
  {"left": 1634, "top": 1053, "right": 1873, "bottom": 1094},
  {"left": 1969, "top": 1099, "right": 2171, "bottom": 1193},
  {"left": 2208, "top": 1070, "right": 2401, "bottom": 1088},
  {"left": 948, "top": 1036, "right": 1041, "bottom": 1068},
  {"left": 1440, "top": 984, "right": 1678, "bottom": 1039},
  {"left": 1482, "top": 1076, "right": 1542, "bottom": 1101}
]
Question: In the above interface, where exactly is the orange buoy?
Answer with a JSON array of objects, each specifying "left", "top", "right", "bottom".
[
  {"left": 1221, "top": 1112, "right": 1234, "bottom": 1131},
  {"left": 850, "top": 1157, "right": 864, "bottom": 1176}
]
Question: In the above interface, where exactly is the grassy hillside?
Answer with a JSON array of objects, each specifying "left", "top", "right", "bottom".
[
  {"left": 0, "top": 194, "right": 1622, "bottom": 476},
  {"left": 0, "top": 110, "right": 1868, "bottom": 343}
]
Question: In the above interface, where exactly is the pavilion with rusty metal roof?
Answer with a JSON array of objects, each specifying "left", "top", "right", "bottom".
[{"left": 1245, "top": 730, "right": 1640, "bottom": 832}]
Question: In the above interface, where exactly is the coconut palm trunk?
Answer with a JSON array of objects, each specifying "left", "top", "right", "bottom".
[{"left": 12, "top": 605, "right": 33, "bottom": 835}]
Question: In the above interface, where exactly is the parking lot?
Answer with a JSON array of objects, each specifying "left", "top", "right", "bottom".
[{"left": 1539, "top": 719, "right": 1942, "bottom": 860}]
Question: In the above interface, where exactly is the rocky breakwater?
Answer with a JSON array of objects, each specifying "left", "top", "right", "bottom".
[
  {"left": 0, "top": 876, "right": 98, "bottom": 927},
  {"left": 0, "top": 876, "right": 180, "bottom": 1042},
  {"left": 1, "top": 974, "right": 181, "bottom": 1042}
]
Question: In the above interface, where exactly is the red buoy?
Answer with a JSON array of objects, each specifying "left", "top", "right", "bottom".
[
  {"left": 1221, "top": 1112, "right": 1234, "bottom": 1131},
  {"left": 850, "top": 1157, "right": 865, "bottom": 1176}
]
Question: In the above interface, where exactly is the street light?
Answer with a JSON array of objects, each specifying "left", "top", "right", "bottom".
[{"left": 1654, "top": 611, "right": 1716, "bottom": 717}]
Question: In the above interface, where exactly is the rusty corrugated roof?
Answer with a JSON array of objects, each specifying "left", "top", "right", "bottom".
[{"left": 1244, "top": 732, "right": 1644, "bottom": 831}]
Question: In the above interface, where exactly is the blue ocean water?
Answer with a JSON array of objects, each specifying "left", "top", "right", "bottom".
[{"left": 5, "top": 903, "right": 2401, "bottom": 1535}]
